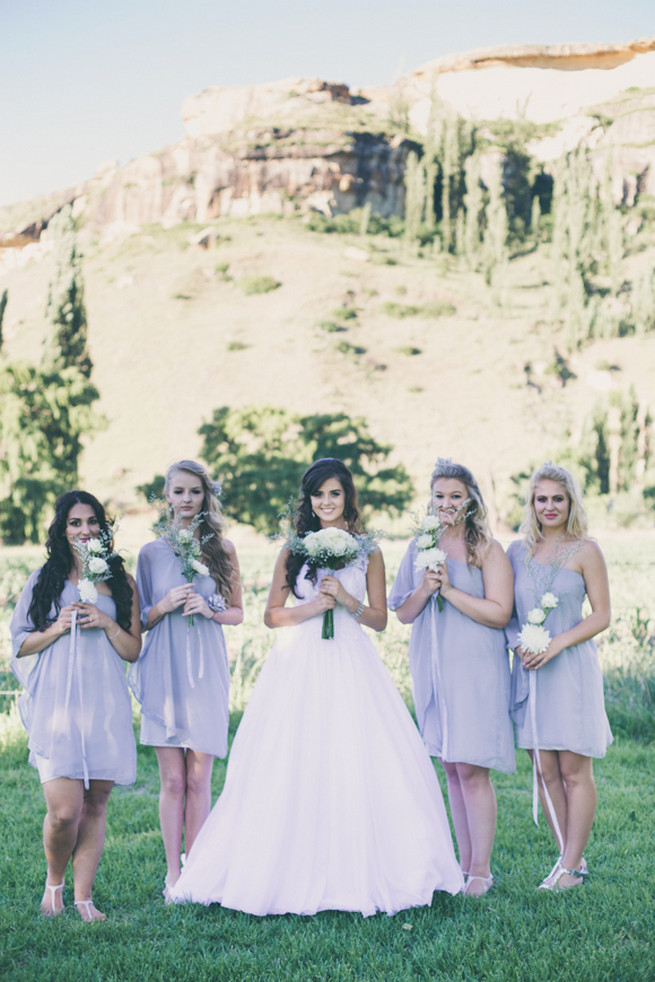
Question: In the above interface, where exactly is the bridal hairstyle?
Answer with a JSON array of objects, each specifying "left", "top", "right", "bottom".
[
  {"left": 285, "top": 458, "right": 363, "bottom": 596},
  {"left": 27, "top": 490, "right": 133, "bottom": 632},
  {"left": 165, "top": 459, "right": 234, "bottom": 603},
  {"left": 430, "top": 459, "right": 493, "bottom": 566},
  {"left": 520, "top": 462, "right": 589, "bottom": 554}
]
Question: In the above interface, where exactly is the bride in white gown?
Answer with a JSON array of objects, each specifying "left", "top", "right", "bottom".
[{"left": 170, "top": 459, "right": 463, "bottom": 915}]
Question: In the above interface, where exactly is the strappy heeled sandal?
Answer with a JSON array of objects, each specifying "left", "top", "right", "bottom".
[
  {"left": 538, "top": 860, "right": 586, "bottom": 892},
  {"left": 463, "top": 873, "right": 494, "bottom": 897},
  {"left": 42, "top": 879, "right": 65, "bottom": 916}
]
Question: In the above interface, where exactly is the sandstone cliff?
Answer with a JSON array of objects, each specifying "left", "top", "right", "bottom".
[{"left": 2, "top": 38, "right": 655, "bottom": 256}]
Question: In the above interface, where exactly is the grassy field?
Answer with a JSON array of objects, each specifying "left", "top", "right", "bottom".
[{"left": 0, "top": 535, "right": 653, "bottom": 981}]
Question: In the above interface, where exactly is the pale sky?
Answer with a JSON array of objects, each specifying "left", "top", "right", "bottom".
[{"left": 1, "top": 0, "right": 653, "bottom": 207}]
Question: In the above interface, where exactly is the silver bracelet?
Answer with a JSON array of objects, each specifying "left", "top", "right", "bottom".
[
  {"left": 352, "top": 601, "right": 364, "bottom": 618},
  {"left": 106, "top": 626, "right": 120, "bottom": 640}
]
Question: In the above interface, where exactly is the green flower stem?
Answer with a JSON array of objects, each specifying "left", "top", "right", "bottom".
[{"left": 322, "top": 608, "right": 334, "bottom": 640}]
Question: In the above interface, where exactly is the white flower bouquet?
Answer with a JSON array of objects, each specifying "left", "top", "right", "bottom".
[
  {"left": 290, "top": 527, "right": 374, "bottom": 639},
  {"left": 413, "top": 513, "right": 446, "bottom": 611},
  {"left": 73, "top": 530, "right": 116, "bottom": 604},
  {"left": 156, "top": 512, "right": 211, "bottom": 626},
  {"left": 517, "top": 593, "right": 560, "bottom": 656}
]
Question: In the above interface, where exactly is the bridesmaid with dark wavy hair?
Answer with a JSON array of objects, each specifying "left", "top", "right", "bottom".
[{"left": 10, "top": 491, "right": 141, "bottom": 921}]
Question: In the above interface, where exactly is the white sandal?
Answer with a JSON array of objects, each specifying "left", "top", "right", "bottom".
[
  {"left": 538, "top": 860, "right": 586, "bottom": 892},
  {"left": 74, "top": 899, "right": 106, "bottom": 921},
  {"left": 42, "top": 879, "right": 65, "bottom": 916},
  {"left": 463, "top": 873, "right": 494, "bottom": 897}
]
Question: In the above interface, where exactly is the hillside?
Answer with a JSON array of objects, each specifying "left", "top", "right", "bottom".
[
  {"left": 2, "top": 211, "right": 654, "bottom": 529},
  {"left": 1, "top": 39, "right": 655, "bottom": 534}
]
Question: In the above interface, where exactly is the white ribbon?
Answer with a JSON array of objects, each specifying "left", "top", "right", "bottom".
[
  {"left": 430, "top": 597, "right": 448, "bottom": 759},
  {"left": 185, "top": 620, "right": 205, "bottom": 689},
  {"left": 529, "top": 670, "right": 564, "bottom": 853},
  {"left": 62, "top": 609, "right": 89, "bottom": 789}
]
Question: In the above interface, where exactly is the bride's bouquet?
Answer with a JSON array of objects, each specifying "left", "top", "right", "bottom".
[{"left": 290, "top": 527, "right": 374, "bottom": 639}]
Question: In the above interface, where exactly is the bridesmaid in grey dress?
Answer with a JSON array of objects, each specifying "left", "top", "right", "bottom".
[
  {"left": 129, "top": 460, "right": 243, "bottom": 901},
  {"left": 11, "top": 491, "right": 141, "bottom": 921},
  {"left": 389, "top": 460, "right": 514, "bottom": 897},
  {"left": 506, "top": 463, "right": 612, "bottom": 891}
]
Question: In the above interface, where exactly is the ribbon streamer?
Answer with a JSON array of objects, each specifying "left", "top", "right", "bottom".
[{"left": 529, "top": 670, "right": 564, "bottom": 853}]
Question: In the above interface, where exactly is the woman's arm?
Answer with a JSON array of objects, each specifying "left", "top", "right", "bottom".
[
  {"left": 320, "top": 547, "right": 387, "bottom": 632},
  {"left": 15, "top": 605, "right": 77, "bottom": 657},
  {"left": 393, "top": 567, "right": 440, "bottom": 625},
  {"left": 182, "top": 539, "right": 244, "bottom": 626},
  {"left": 521, "top": 540, "right": 611, "bottom": 670},
  {"left": 264, "top": 547, "right": 336, "bottom": 629},
  {"left": 77, "top": 575, "right": 142, "bottom": 663},
  {"left": 438, "top": 540, "right": 514, "bottom": 628}
]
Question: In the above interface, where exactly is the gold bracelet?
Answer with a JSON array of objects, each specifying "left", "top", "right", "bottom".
[{"left": 106, "top": 626, "right": 120, "bottom": 640}]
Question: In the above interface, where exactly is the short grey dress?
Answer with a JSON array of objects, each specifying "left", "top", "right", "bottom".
[
  {"left": 10, "top": 571, "right": 136, "bottom": 786},
  {"left": 129, "top": 538, "right": 230, "bottom": 757},
  {"left": 388, "top": 541, "right": 515, "bottom": 773},
  {"left": 506, "top": 541, "right": 613, "bottom": 757}
]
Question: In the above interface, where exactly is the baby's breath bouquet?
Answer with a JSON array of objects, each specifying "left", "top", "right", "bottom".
[
  {"left": 154, "top": 509, "right": 211, "bottom": 627},
  {"left": 413, "top": 512, "right": 446, "bottom": 611},
  {"left": 290, "top": 527, "right": 375, "bottom": 639},
  {"left": 73, "top": 530, "right": 117, "bottom": 604}
]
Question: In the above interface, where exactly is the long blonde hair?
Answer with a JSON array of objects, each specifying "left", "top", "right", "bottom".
[
  {"left": 520, "top": 462, "right": 589, "bottom": 555},
  {"left": 430, "top": 459, "right": 493, "bottom": 567},
  {"left": 165, "top": 459, "right": 235, "bottom": 602}
]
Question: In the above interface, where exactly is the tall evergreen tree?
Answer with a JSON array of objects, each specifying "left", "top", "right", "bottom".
[{"left": 45, "top": 206, "right": 93, "bottom": 377}]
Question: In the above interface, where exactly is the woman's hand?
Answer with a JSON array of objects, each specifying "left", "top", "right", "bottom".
[
  {"left": 53, "top": 603, "right": 78, "bottom": 636},
  {"left": 419, "top": 568, "right": 442, "bottom": 599},
  {"left": 521, "top": 638, "right": 562, "bottom": 670},
  {"left": 74, "top": 602, "right": 113, "bottom": 632},
  {"left": 160, "top": 584, "right": 193, "bottom": 614},
  {"left": 182, "top": 589, "right": 213, "bottom": 620},
  {"left": 314, "top": 584, "right": 337, "bottom": 613},
  {"left": 319, "top": 575, "right": 348, "bottom": 607}
]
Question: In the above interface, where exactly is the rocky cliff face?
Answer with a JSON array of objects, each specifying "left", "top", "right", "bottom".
[{"left": 2, "top": 40, "right": 655, "bottom": 252}]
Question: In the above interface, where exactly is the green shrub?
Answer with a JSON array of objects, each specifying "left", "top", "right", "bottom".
[{"left": 238, "top": 275, "right": 280, "bottom": 295}]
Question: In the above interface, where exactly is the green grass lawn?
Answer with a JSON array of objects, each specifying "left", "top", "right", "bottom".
[
  {"left": 1, "top": 538, "right": 654, "bottom": 981},
  {"left": 1, "top": 727, "right": 653, "bottom": 982}
]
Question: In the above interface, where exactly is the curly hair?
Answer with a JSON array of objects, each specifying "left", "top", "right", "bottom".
[
  {"left": 27, "top": 490, "right": 134, "bottom": 632},
  {"left": 165, "top": 460, "right": 235, "bottom": 603},
  {"left": 430, "top": 459, "right": 493, "bottom": 567},
  {"left": 285, "top": 458, "right": 363, "bottom": 596},
  {"left": 520, "top": 462, "right": 589, "bottom": 554}
]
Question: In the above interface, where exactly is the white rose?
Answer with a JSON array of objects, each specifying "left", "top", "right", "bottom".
[
  {"left": 527, "top": 607, "right": 546, "bottom": 625},
  {"left": 421, "top": 515, "right": 440, "bottom": 532},
  {"left": 540, "top": 592, "right": 559, "bottom": 611},
  {"left": 88, "top": 557, "right": 109, "bottom": 575},
  {"left": 415, "top": 533, "right": 433, "bottom": 550},
  {"left": 192, "top": 559, "right": 210, "bottom": 576},
  {"left": 78, "top": 578, "right": 98, "bottom": 604},
  {"left": 87, "top": 538, "right": 104, "bottom": 554}
]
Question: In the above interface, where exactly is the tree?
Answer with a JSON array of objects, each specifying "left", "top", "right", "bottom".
[
  {"left": 0, "top": 362, "right": 101, "bottom": 542},
  {"left": 0, "top": 207, "right": 103, "bottom": 544},
  {"left": 45, "top": 206, "right": 92, "bottom": 377},
  {"left": 189, "top": 407, "right": 415, "bottom": 534}
]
